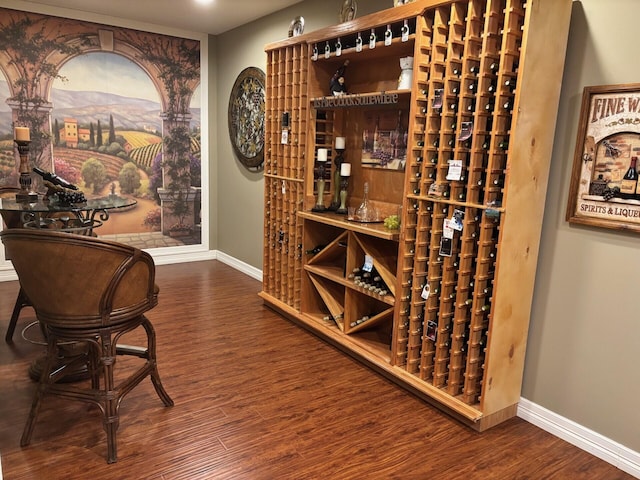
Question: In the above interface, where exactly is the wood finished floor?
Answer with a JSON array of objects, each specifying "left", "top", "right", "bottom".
[{"left": 0, "top": 260, "right": 633, "bottom": 479}]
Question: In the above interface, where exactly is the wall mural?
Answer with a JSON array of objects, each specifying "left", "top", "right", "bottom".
[{"left": 0, "top": 7, "right": 203, "bottom": 246}]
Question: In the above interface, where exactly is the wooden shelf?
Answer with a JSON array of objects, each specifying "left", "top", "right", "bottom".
[
  {"left": 299, "top": 211, "right": 400, "bottom": 241},
  {"left": 305, "top": 264, "right": 395, "bottom": 306}
]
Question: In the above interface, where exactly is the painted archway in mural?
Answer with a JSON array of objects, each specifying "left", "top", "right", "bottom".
[{"left": 0, "top": 7, "right": 202, "bottom": 245}]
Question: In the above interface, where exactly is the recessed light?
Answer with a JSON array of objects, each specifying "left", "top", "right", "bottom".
[{"left": 194, "top": 0, "right": 214, "bottom": 5}]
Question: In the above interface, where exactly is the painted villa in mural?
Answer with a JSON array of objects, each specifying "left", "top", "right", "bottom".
[{"left": 0, "top": 7, "right": 203, "bottom": 246}]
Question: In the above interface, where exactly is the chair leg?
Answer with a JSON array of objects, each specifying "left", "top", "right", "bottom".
[
  {"left": 21, "top": 336, "right": 56, "bottom": 447},
  {"left": 141, "top": 317, "right": 174, "bottom": 407},
  {"left": 99, "top": 331, "right": 120, "bottom": 463},
  {"left": 5, "top": 287, "right": 30, "bottom": 343}
]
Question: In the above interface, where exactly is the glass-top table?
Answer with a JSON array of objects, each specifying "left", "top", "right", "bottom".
[{"left": 0, "top": 194, "right": 137, "bottom": 235}]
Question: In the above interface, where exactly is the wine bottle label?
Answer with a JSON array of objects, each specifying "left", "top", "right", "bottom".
[
  {"left": 432, "top": 88, "right": 443, "bottom": 109},
  {"left": 439, "top": 236, "right": 453, "bottom": 257},
  {"left": 324, "top": 42, "right": 331, "bottom": 59},
  {"left": 451, "top": 209, "right": 465, "bottom": 231},
  {"left": 426, "top": 321, "right": 437, "bottom": 341},
  {"left": 446, "top": 159, "right": 463, "bottom": 181},
  {"left": 362, "top": 254, "right": 374, "bottom": 272},
  {"left": 384, "top": 25, "right": 392, "bottom": 46},
  {"left": 312, "top": 45, "right": 318, "bottom": 61},
  {"left": 369, "top": 29, "right": 376, "bottom": 49},
  {"left": 620, "top": 179, "right": 636, "bottom": 194}
]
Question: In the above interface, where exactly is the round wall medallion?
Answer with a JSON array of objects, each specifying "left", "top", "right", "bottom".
[{"left": 228, "top": 67, "right": 266, "bottom": 170}]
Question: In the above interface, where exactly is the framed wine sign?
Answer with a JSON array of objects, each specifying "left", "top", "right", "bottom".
[{"left": 566, "top": 83, "right": 640, "bottom": 233}]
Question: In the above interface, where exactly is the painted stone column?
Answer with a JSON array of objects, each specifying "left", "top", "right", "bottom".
[{"left": 159, "top": 111, "right": 196, "bottom": 236}]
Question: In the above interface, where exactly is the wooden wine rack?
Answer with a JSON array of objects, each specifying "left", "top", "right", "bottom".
[
  {"left": 263, "top": 42, "right": 308, "bottom": 309},
  {"left": 260, "top": 0, "right": 572, "bottom": 431}
]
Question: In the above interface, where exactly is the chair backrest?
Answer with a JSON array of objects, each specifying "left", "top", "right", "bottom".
[
  {"left": 0, "top": 229, "right": 158, "bottom": 329},
  {"left": 0, "top": 187, "right": 23, "bottom": 229}
]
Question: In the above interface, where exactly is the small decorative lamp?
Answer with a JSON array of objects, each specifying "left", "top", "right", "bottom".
[
  {"left": 336, "top": 162, "right": 351, "bottom": 214},
  {"left": 329, "top": 137, "right": 346, "bottom": 210},
  {"left": 13, "top": 126, "right": 38, "bottom": 203},
  {"left": 312, "top": 148, "right": 328, "bottom": 212}
]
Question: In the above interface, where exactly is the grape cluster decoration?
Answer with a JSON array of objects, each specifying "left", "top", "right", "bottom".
[
  {"left": 52, "top": 189, "right": 87, "bottom": 205},
  {"left": 602, "top": 186, "right": 620, "bottom": 201}
]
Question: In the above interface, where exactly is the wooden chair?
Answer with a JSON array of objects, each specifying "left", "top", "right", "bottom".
[
  {"left": 0, "top": 228, "right": 174, "bottom": 463},
  {"left": 2, "top": 206, "right": 96, "bottom": 343},
  {"left": 0, "top": 186, "right": 28, "bottom": 343}
]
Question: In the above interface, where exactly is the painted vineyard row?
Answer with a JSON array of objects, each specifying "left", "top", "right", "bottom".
[
  {"left": 55, "top": 147, "right": 129, "bottom": 181},
  {"left": 129, "top": 142, "right": 161, "bottom": 168},
  {"left": 128, "top": 135, "right": 201, "bottom": 169},
  {"left": 120, "top": 130, "right": 162, "bottom": 150}
]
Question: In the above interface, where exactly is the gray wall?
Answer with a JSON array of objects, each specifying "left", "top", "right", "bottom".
[
  {"left": 214, "top": 0, "right": 640, "bottom": 454},
  {"left": 522, "top": 0, "right": 640, "bottom": 452},
  {"left": 215, "top": 0, "right": 390, "bottom": 268}
]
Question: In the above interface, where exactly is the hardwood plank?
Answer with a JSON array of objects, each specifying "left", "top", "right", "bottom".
[{"left": 0, "top": 260, "right": 633, "bottom": 479}]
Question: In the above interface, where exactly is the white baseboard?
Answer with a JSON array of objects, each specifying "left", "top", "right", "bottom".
[
  {"left": 215, "top": 251, "right": 263, "bottom": 282},
  {"left": 0, "top": 248, "right": 217, "bottom": 282},
  {"left": 148, "top": 246, "right": 217, "bottom": 266},
  {"left": 518, "top": 398, "right": 640, "bottom": 478}
]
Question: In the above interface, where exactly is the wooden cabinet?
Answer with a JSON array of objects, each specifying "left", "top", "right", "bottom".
[{"left": 260, "top": 0, "right": 572, "bottom": 431}]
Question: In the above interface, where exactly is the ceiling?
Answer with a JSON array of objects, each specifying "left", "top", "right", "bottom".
[{"left": 22, "top": 0, "right": 304, "bottom": 35}]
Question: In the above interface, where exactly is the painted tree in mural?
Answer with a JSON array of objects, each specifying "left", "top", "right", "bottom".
[
  {"left": 121, "top": 31, "right": 200, "bottom": 232},
  {"left": 0, "top": 13, "right": 88, "bottom": 168}
]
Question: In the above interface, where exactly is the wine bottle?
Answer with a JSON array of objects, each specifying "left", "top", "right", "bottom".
[
  {"left": 621, "top": 156, "right": 638, "bottom": 198},
  {"left": 305, "top": 244, "right": 326, "bottom": 255},
  {"left": 485, "top": 99, "right": 495, "bottom": 112},
  {"left": 384, "top": 24, "right": 393, "bottom": 46},
  {"left": 401, "top": 19, "right": 410, "bottom": 42},
  {"left": 33, "top": 167, "right": 78, "bottom": 190},
  {"left": 355, "top": 33, "right": 363, "bottom": 52},
  {"left": 504, "top": 78, "right": 517, "bottom": 92}
]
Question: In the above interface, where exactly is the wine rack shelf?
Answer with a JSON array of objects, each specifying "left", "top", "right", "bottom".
[{"left": 260, "top": 0, "right": 572, "bottom": 431}]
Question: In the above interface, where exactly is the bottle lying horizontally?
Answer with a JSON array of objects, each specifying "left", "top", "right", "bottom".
[{"left": 32, "top": 167, "right": 78, "bottom": 190}]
